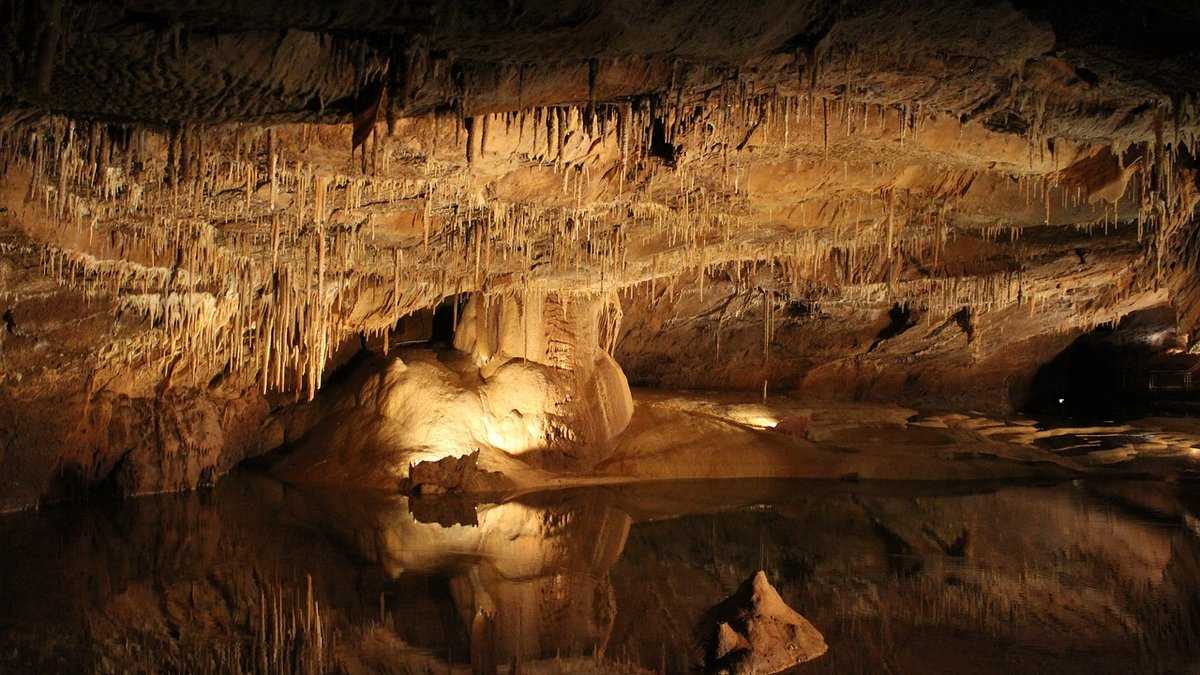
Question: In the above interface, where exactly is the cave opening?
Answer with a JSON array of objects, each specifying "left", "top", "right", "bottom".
[
  {"left": 430, "top": 293, "right": 468, "bottom": 346},
  {"left": 1023, "top": 306, "right": 1200, "bottom": 422}
]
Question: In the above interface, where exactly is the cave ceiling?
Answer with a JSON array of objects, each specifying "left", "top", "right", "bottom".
[{"left": 1, "top": 0, "right": 1199, "bottom": 401}]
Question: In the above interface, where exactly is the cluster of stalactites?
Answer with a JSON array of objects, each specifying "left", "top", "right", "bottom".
[
  {"left": 11, "top": 118, "right": 448, "bottom": 397},
  {"left": 6, "top": 72, "right": 1197, "bottom": 398}
]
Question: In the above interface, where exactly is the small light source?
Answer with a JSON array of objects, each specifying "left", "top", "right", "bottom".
[
  {"left": 728, "top": 406, "right": 779, "bottom": 429},
  {"left": 1057, "top": 398, "right": 1065, "bottom": 404},
  {"left": 747, "top": 416, "right": 779, "bottom": 429}
]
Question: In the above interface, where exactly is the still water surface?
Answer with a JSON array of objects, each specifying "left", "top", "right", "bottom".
[{"left": 2, "top": 474, "right": 1199, "bottom": 673}]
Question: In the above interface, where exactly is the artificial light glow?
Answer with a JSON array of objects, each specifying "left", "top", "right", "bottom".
[
  {"left": 726, "top": 408, "right": 780, "bottom": 429},
  {"left": 747, "top": 416, "right": 780, "bottom": 429}
]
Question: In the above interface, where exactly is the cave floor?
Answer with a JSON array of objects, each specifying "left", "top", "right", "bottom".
[{"left": 468, "top": 390, "right": 1200, "bottom": 495}]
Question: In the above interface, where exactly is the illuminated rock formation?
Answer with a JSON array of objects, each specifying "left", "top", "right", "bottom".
[{"left": 270, "top": 292, "right": 633, "bottom": 489}]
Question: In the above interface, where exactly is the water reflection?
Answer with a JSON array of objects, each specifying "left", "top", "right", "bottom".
[
  {"left": 287, "top": 485, "right": 631, "bottom": 667},
  {"left": 2, "top": 475, "right": 1200, "bottom": 673}
]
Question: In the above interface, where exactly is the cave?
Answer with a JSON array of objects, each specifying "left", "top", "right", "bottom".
[{"left": 4, "top": 1, "right": 1200, "bottom": 673}]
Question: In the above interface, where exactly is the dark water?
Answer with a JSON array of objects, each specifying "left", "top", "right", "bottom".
[{"left": 2, "top": 474, "right": 1200, "bottom": 674}]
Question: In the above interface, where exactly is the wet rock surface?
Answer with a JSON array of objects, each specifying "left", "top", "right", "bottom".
[{"left": 704, "top": 571, "right": 827, "bottom": 674}]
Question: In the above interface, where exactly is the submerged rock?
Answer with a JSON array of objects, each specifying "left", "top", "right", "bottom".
[
  {"left": 403, "top": 450, "right": 512, "bottom": 496},
  {"left": 704, "top": 571, "right": 826, "bottom": 674}
]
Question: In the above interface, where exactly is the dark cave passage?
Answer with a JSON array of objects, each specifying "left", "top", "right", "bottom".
[{"left": 1023, "top": 307, "right": 1200, "bottom": 421}]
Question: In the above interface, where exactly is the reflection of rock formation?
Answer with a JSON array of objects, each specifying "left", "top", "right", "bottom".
[
  {"left": 449, "top": 501, "right": 630, "bottom": 665},
  {"left": 270, "top": 292, "right": 633, "bottom": 490},
  {"left": 6, "top": 474, "right": 1200, "bottom": 673},
  {"left": 288, "top": 484, "right": 633, "bottom": 667},
  {"left": 607, "top": 480, "right": 1200, "bottom": 673}
]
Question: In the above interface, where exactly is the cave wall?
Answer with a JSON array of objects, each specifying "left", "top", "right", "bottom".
[
  {"left": 615, "top": 226, "right": 1168, "bottom": 414},
  {"left": 0, "top": 216, "right": 272, "bottom": 512}
]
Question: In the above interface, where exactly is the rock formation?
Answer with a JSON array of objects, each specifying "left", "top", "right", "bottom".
[
  {"left": 704, "top": 571, "right": 828, "bottom": 674},
  {"left": 269, "top": 292, "right": 633, "bottom": 490},
  {"left": 1, "top": 1, "right": 1200, "bottom": 507}
]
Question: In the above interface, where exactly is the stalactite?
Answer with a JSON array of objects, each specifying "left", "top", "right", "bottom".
[{"left": 10, "top": 65, "right": 1194, "bottom": 404}]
